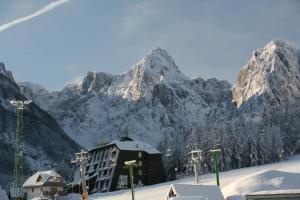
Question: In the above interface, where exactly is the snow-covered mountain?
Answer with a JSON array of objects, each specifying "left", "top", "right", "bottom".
[
  {"left": 0, "top": 64, "right": 80, "bottom": 188},
  {"left": 18, "top": 40, "right": 300, "bottom": 175},
  {"left": 19, "top": 48, "right": 232, "bottom": 148},
  {"left": 233, "top": 40, "right": 300, "bottom": 109}
]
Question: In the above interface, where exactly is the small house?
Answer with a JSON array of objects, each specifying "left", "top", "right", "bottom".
[
  {"left": 23, "top": 170, "right": 66, "bottom": 200},
  {"left": 167, "top": 184, "right": 224, "bottom": 200}
]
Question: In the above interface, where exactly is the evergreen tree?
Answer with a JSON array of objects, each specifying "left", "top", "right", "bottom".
[{"left": 184, "top": 128, "right": 200, "bottom": 175}]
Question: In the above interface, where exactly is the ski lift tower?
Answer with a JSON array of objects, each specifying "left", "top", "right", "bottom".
[
  {"left": 9, "top": 100, "right": 32, "bottom": 200},
  {"left": 71, "top": 150, "right": 89, "bottom": 200},
  {"left": 190, "top": 150, "right": 202, "bottom": 183}
]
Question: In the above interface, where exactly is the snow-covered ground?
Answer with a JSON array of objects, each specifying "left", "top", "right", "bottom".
[{"left": 63, "top": 155, "right": 300, "bottom": 200}]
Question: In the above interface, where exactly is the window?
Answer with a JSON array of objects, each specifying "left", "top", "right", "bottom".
[
  {"left": 168, "top": 190, "right": 176, "bottom": 199},
  {"left": 112, "top": 151, "right": 116, "bottom": 158},
  {"left": 50, "top": 187, "right": 57, "bottom": 193},
  {"left": 117, "top": 175, "right": 128, "bottom": 189},
  {"left": 138, "top": 161, "right": 142, "bottom": 166},
  {"left": 94, "top": 163, "right": 98, "bottom": 170},
  {"left": 37, "top": 175, "right": 42, "bottom": 182},
  {"left": 138, "top": 169, "right": 143, "bottom": 176},
  {"left": 138, "top": 152, "right": 142, "bottom": 158}
]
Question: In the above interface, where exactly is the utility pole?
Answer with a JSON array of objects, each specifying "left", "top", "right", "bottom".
[
  {"left": 210, "top": 149, "right": 221, "bottom": 186},
  {"left": 71, "top": 150, "right": 89, "bottom": 200},
  {"left": 190, "top": 150, "right": 202, "bottom": 183},
  {"left": 124, "top": 160, "right": 137, "bottom": 200},
  {"left": 9, "top": 100, "right": 32, "bottom": 200}
]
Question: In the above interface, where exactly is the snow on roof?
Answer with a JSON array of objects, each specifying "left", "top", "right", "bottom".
[
  {"left": 23, "top": 170, "right": 63, "bottom": 188},
  {"left": 222, "top": 170, "right": 300, "bottom": 198},
  {"left": 114, "top": 139, "right": 160, "bottom": 154},
  {"left": 247, "top": 189, "right": 300, "bottom": 195},
  {"left": 91, "top": 137, "right": 161, "bottom": 154},
  {"left": 169, "top": 184, "right": 224, "bottom": 200},
  {"left": 170, "top": 197, "right": 210, "bottom": 200}
]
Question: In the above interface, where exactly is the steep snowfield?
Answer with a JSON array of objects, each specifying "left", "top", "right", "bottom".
[{"left": 63, "top": 155, "right": 300, "bottom": 200}]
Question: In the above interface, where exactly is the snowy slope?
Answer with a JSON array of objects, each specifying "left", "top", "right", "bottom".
[{"left": 62, "top": 155, "right": 300, "bottom": 200}]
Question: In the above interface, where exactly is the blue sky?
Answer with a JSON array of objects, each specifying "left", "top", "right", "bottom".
[{"left": 0, "top": 0, "right": 299, "bottom": 90}]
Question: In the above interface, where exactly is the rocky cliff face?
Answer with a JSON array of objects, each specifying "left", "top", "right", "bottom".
[
  {"left": 232, "top": 40, "right": 300, "bottom": 109},
  {"left": 0, "top": 64, "right": 80, "bottom": 188}
]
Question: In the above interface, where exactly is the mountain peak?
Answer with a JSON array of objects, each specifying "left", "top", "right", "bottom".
[
  {"left": 266, "top": 39, "right": 296, "bottom": 50},
  {"left": 117, "top": 48, "right": 189, "bottom": 101},
  {"left": 139, "top": 47, "right": 180, "bottom": 72},
  {"left": 0, "top": 62, "right": 14, "bottom": 81},
  {"left": 131, "top": 47, "right": 188, "bottom": 82},
  {"left": 233, "top": 39, "right": 300, "bottom": 108},
  {"left": 147, "top": 47, "right": 174, "bottom": 60}
]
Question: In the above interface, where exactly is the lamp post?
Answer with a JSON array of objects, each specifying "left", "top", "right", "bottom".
[
  {"left": 191, "top": 150, "right": 202, "bottom": 183},
  {"left": 124, "top": 160, "right": 137, "bottom": 200},
  {"left": 209, "top": 149, "right": 221, "bottom": 186},
  {"left": 9, "top": 100, "right": 32, "bottom": 200}
]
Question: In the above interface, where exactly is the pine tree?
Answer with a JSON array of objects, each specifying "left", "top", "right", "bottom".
[{"left": 184, "top": 128, "right": 200, "bottom": 176}]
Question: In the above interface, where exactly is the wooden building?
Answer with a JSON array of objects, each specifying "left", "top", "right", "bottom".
[
  {"left": 74, "top": 136, "right": 166, "bottom": 194},
  {"left": 23, "top": 170, "right": 66, "bottom": 199}
]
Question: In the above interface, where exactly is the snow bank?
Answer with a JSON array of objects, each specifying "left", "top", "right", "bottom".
[
  {"left": 223, "top": 170, "right": 300, "bottom": 200},
  {"left": 0, "top": 185, "right": 8, "bottom": 200}
]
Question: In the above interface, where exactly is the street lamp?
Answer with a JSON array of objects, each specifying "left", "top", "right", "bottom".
[
  {"left": 9, "top": 100, "right": 32, "bottom": 200},
  {"left": 10, "top": 100, "right": 32, "bottom": 110},
  {"left": 209, "top": 149, "right": 221, "bottom": 186},
  {"left": 190, "top": 150, "right": 202, "bottom": 183},
  {"left": 124, "top": 160, "right": 137, "bottom": 200}
]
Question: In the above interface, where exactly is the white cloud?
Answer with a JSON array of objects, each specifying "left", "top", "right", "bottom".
[{"left": 0, "top": 0, "right": 70, "bottom": 33}]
